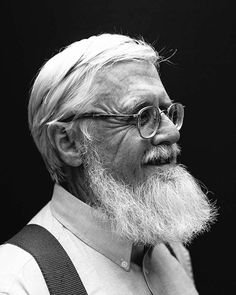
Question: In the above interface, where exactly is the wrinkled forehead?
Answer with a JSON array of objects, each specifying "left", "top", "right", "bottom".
[{"left": 91, "top": 61, "right": 170, "bottom": 112}]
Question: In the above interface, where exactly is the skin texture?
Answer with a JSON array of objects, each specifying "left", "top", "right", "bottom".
[
  {"left": 84, "top": 61, "right": 180, "bottom": 185},
  {"left": 57, "top": 60, "right": 181, "bottom": 201}
]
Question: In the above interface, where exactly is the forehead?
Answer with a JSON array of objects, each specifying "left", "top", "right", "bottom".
[{"left": 92, "top": 61, "right": 171, "bottom": 111}]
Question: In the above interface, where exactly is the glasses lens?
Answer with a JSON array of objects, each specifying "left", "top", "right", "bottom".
[
  {"left": 168, "top": 103, "right": 184, "bottom": 130},
  {"left": 139, "top": 107, "right": 159, "bottom": 138}
]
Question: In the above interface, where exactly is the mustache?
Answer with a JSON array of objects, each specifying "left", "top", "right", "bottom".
[{"left": 142, "top": 144, "right": 181, "bottom": 164}]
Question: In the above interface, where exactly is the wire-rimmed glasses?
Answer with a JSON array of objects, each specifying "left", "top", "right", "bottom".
[{"left": 59, "top": 103, "right": 184, "bottom": 139}]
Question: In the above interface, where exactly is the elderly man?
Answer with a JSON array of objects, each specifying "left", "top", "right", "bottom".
[{"left": 0, "top": 33, "right": 215, "bottom": 294}]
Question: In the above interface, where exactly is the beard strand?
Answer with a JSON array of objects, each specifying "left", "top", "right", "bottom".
[{"left": 83, "top": 143, "right": 217, "bottom": 245}]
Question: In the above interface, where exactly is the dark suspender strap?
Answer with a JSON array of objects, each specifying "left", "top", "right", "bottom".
[{"left": 7, "top": 224, "right": 88, "bottom": 295}]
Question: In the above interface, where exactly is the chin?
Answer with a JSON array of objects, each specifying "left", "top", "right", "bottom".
[
  {"left": 85, "top": 143, "right": 217, "bottom": 247},
  {"left": 140, "top": 162, "right": 176, "bottom": 183}
]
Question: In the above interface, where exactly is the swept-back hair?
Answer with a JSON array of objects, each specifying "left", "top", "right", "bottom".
[{"left": 28, "top": 33, "right": 160, "bottom": 182}]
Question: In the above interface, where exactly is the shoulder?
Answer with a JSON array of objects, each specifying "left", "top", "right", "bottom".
[
  {"left": 0, "top": 202, "right": 57, "bottom": 295},
  {"left": 0, "top": 243, "right": 48, "bottom": 294}
]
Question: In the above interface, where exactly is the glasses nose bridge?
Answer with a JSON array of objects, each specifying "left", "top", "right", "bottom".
[
  {"left": 159, "top": 108, "right": 169, "bottom": 118},
  {"left": 151, "top": 112, "right": 180, "bottom": 145},
  {"left": 159, "top": 109, "right": 178, "bottom": 130},
  {"left": 149, "top": 107, "right": 178, "bottom": 139}
]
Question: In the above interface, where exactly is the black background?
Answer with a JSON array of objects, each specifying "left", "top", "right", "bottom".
[{"left": 1, "top": 0, "right": 235, "bottom": 294}]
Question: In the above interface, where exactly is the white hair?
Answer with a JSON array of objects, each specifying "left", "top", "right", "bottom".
[
  {"left": 84, "top": 140, "right": 216, "bottom": 245},
  {"left": 28, "top": 33, "right": 160, "bottom": 182}
]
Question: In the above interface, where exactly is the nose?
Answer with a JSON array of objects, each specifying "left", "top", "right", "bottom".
[{"left": 151, "top": 113, "right": 180, "bottom": 146}]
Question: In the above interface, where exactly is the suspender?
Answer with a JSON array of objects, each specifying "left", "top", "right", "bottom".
[
  {"left": 7, "top": 224, "right": 88, "bottom": 295},
  {"left": 6, "top": 224, "right": 182, "bottom": 295}
]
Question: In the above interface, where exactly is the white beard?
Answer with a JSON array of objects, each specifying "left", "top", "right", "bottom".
[{"left": 83, "top": 143, "right": 217, "bottom": 245}]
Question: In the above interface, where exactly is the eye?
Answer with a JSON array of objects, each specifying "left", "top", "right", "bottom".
[{"left": 139, "top": 108, "right": 153, "bottom": 126}]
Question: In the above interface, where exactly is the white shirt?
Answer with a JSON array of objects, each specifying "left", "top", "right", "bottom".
[{"left": 0, "top": 184, "right": 199, "bottom": 294}]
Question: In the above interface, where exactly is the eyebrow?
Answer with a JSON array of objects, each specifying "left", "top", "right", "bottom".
[
  {"left": 127, "top": 101, "right": 151, "bottom": 114},
  {"left": 124, "top": 92, "right": 174, "bottom": 114},
  {"left": 160, "top": 99, "right": 175, "bottom": 109}
]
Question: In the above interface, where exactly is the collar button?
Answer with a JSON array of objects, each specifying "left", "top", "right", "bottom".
[{"left": 121, "top": 261, "right": 128, "bottom": 268}]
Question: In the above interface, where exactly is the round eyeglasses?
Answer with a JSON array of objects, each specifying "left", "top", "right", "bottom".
[
  {"left": 57, "top": 103, "right": 184, "bottom": 139},
  {"left": 136, "top": 103, "right": 184, "bottom": 138}
]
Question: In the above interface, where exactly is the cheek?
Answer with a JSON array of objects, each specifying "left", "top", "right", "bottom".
[
  {"left": 92, "top": 122, "right": 148, "bottom": 181},
  {"left": 110, "top": 137, "right": 148, "bottom": 182},
  {"left": 93, "top": 122, "right": 134, "bottom": 161}
]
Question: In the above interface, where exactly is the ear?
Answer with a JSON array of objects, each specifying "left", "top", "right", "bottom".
[{"left": 47, "top": 123, "right": 83, "bottom": 167}]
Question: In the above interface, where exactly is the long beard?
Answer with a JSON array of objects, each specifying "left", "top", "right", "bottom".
[{"left": 83, "top": 144, "right": 217, "bottom": 245}]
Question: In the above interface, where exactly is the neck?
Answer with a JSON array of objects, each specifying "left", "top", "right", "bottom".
[
  {"left": 131, "top": 244, "right": 145, "bottom": 267},
  {"left": 63, "top": 166, "right": 95, "bottom": 205}
]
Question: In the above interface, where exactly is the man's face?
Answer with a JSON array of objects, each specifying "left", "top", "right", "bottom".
[
  {"left": 80, "top": 61, "right": 215, "bottom": 244},
  {"left": 87, "top": 61, "right": 180, "bottom": 186}
]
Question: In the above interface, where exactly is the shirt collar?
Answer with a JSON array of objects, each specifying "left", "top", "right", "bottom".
[{"left": 50, "top": 184, "right": 133, "bottom": 271}]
